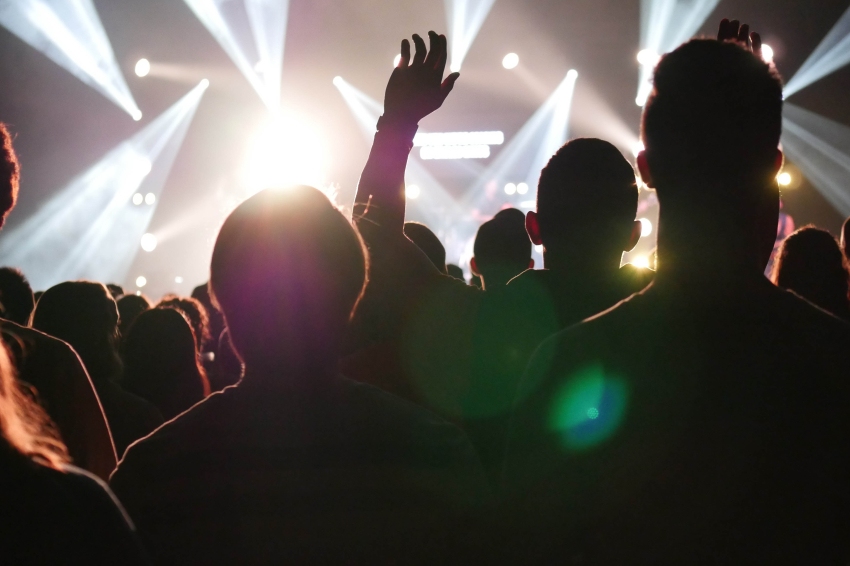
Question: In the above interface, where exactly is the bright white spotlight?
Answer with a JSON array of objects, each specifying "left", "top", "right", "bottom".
[
  {"left": 639, "top": 218, "right": 653, "bottom": 237},
  {"left": 140, "top": 233, "right": 158, "bottom": 252},
  {"left": 135, "top": 58, "right": 151, "bottom": 77},
  {"left": 632, "top": 140, "right": 646, "bottom": 157},
  {"left": 131, "top": 109, "right": 143, "bottom": 122},
  {"left": 517, "top": 182, "right": 529, "bottom": 195},
  {"left": 406, "top": 184, "right": 421, "bottom": 199},
  {"left": 784, "top": 4, "right": 850, "bottom": 97},
  {"left": 0, "top": 0, "right": 141, "bottom": 119},
  {"left": 199, "top": 78, "right": 210, "bottom": 90},
  {"left": 132, "top": 193, "right": 143, "bottom": 206},
  {"left": 136, "top": 276, "right": 147, "bottom": 288},
  {"left": 144, "top": 193, "right": 156, "bottom": 205},
  {"left": 631, "top": 255, "right": 650, "bottom": 269},
  {"left": 242, "top": 111, "right": 329, "bottom": 193},
  {"left": 393, "top": 54, "right": 402, "bottom": 67},
  {"left": 0, "top": 80, "right": 209, "bottom": 289},
  {"left": 183, "top": 0, "right": 290, "bottom": 111},
  {"left": 637, "top": 49, "right": 660, "bottom": 67},
  {"left": 333, "top": 76, "right": 343, "bottom": 87},
  {"left": 761, "top": 44, "right": 774, "bottom": 64},
  {"left": 175, "top": 276, "right": 184, "bottom": 283},
  {"left": 777, "top": 172, "right": 792, "bottom": 186},
  {"left": 445, "top": 0, "right": 497, "bottom": 71},
  {"left": 420, "top": 145, "right": 490, "bottom": 160},
  {"left": 504, "top": 183, "right": 517, "bottom": 195},
  {"left": 502, "top": 53, "right": 519, "bottom": 69}
]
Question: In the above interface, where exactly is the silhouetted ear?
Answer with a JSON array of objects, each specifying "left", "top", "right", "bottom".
[
  {"left": 774, "top": 149, "right": 784, "bottom": 175},
  {"left": 636, "top": 151, "right": 654, "bottom": 189},
  {"left": 528, "top": 258, "right": 535, "bottom": 269},
  {"left": 626, "top": 220, "right": 642, "bottom": 252},
  {"left": 470, "top": 257, "right": 481, "bottom": 276},
  {"left": 525, "top": 211, "right": 543, "bottom": 246}
]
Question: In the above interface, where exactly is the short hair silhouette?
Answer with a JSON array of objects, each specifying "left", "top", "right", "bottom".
[
  {"left": 158, "top": 295, "right": 211, "bottom": 352},
  {"left": 117, "top": 294, "right": 152, "bottom": 340},
  {"left": 0, "top": 267, "right": 34, "bottom": 325},
  {"left": 404, "top": 222, "right": 447, "bottom": 273},
  {"left": 123, "top": 308, "right": 211, "bottom": 419},
  {"left": 0, "top": 124, "right": 19, "bottom": 229},
  {"left": 771, "top": 226, "right": 850, "bottom": 320},
  {"left": 643, "top": 40, "right": 782, "bottom": 197},
  {"left": 535, "top": 138, "right": 637, "bottom": 251},
  {"left": 31, "top": 281, "right": 122, "bottom": 384},
  {"left": 446, "top": 264, "right": 465, "bottom": 281},
  {"left": 106, "top": 284, "right": 125, "bottom": 300},
  {"left": 472, "top": 208, "right": 531, "bottom": 288},
  {"left": 210, "top": 186, "right": 367, "bottom": 369}
]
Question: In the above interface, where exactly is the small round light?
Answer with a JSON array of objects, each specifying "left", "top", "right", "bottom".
[
  {"left": 502, "top": 53, "right": 519, "bottom": 70},
  {"left": 199, "top": 78, "right": 210, "bottom": 90},
  {"left": 567, "top": 69, "right": 578, "bottom": 80},
  {"left": 140, "top": 233, "right": 157, "bottom": 252},
  {"left": 393, "top": 54, "right": 402, "bottom": 67},
  {"left": 332, "top": 76, "right": 343, "bottom": 87},
  {"left": 132, "top": 193, "right": 143, "bottom": 205},
  {"left": 450, "top": 62, "right": 461, "bottom": 73},
  {"left": 131, "top": 109, "right": 143, "bottom": 121},
  {"left": 175, "top": 276, "right": 184, "bottom": 284},
  {"left": 134, "top": 58, "right": 150, "bottom": 78},
  {"left": 632, "top": 141, "right": 645, "bottom": 157},
  {"left": 406, "top": 184, "right": 420, "bottom": 199},
  {"left": 761, "top": 44, "right": 774, "bottom": 64},
  {"left": 637, "top": 49, "right": 659, "bottom": 67},
  {"left": 145, "top": 193, "right": 156, "bottom": 205},
  {"left": 504, "top": 183, "right": 517, "bottom": 195},
  {"left": 632, "top": 256, "right": 650, "bottom": 269},
  {"left": 639, "top": 218, "right": 653, "bottom": 237},
  {"left": 777, "top": 172, "right": 792, "bottom": 186},
  {"left": 136, "top": 276, "right": 147, "bottom": 288},
  {"left": 517, "top": 182, "right": 529, "bottom": 195}
]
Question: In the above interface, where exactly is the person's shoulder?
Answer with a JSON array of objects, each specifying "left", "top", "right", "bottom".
[
  {"left": 0, "top": 319, "right": 78, "bottom": 361},
  {"left": 618, "top": 263, "right": 655, "bottom": 293},
  {"left": 770, "top": 286, "right": 850, "bottom": 347}
]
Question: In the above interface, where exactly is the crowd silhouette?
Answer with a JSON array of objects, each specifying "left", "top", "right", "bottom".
[{"left": 0, "top": 17, "right": 849, "bottom": 565}]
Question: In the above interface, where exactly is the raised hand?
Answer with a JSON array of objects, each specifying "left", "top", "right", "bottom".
[
  {"left": 382, "top": 31, "right": 460, "bottom": 126},
  {"left": 717, "top": 18, "right": 763, "bottom": 59}
]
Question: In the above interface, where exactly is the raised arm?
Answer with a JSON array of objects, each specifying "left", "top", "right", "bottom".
[{"left": 354, "top": 31, "right": 459, "bottom": 233}]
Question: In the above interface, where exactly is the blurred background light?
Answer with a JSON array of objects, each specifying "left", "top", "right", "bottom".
[
  {"left": 639, "top": 217, "right": 653, "bottom": 237},
  {"left": 135, "top": 275, "right": 147, "bottom": 288},
  {"left": 504, "top": 182, "right": 516, "bottom": 195},
  {"left": 140, "top": 232, "right": 158, "bottom": 252},
  {"left": 406, "top": 184, "right": 421, "bottom": 199},
  {"left": 135, "top": 58, "right": 151, "bottom": 77},
  {"left": 784, "top": 4, "right": 850, "bottom": 97},
  {"left": 502, "top": 52, "right": 519, "bottom": 69},
  {"left": 0, "top": 0, "right": 141, "bottom": 119},
  {"left": 445, "top": 0, "right": 497, "bottom": 72}
]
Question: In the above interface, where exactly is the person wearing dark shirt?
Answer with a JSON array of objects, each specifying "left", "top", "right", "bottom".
[
  {"left": 346, "top": 34, "right": 650, "bottom": 478},
  {"left": 502, "top": 21, "right": 850, "bottom": 563},
  {"left": 0, "top": 266, "right": 35, "bottom": 325},
  {"left": 111, "top": 186, "right": 489, "bottom": 564},
  {"left": 32, "top": 282, "right": 164, "bottom": 457},
  {"left": 404, "top": 221, "right": 448, "bottom": 273},
  {"left": 0, "top": 341, "right": 146, "bottom": 564}
]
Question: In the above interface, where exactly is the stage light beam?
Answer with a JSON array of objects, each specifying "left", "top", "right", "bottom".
[
  {"left": 444, "top": 0, "right": 497, "bottom": 72},
  {"left": 784, "top": 4, "right": 850, "bottom": 97},
  {"left": 0, "top": 0, "right": 141, "bottom": 119}
]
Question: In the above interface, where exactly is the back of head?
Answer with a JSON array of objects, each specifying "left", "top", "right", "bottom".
[
  {"left": 117, "top": 294, "right": 151, "bottom": 339},
  {"left": 537, "top": 139, "right": 637, "bottom": 254},
  {"left": 31, "top": 281, "right": 121, "bottom": 384},
  {"left": 403, "top": 222, "right": 447, "bottom": 273},
  {"left": 642, "top": 39, "right": 783, "bottom": 257},
  {"left": 0, "top": 267, "right": 34, "bottom": 325},
  {"left": 446, "top": 264, "right": 465, "bottom": 281},
  {"left": 211, "top": 186, "right": 367, "bottom": 370},
  {"left": 106, "top": 284, "right": 124, "bottom": 300},
  {"left": 771, "top": 226, "right": 850, "bottom": 318},
  {"left": 0, "top": 124, "right": 19, "bottom": 229},
  {"left": 474, "top": 208, "right": 531, "bottom": 272},
  {"left": 157, "top": 296, "right": 211, "bottom": 352},
  {"left": 841, "top": 216, "right": 850, "bottom": 261},
  {"left": 123, "top": 308, "right": 209, "bottom": 419}
]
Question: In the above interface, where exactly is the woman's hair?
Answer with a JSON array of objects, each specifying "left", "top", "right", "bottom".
[
  {"left": 157, "top": 296, "right": 211, "bottom": 352},
  {"left": 0, "top": 341, "right": 68, "bottom": 468},
  {"left": 31, "top": 281, "right": 122, "bottom": 385},
  {"left": 122, "top": 308, "right": 210, "bottom": 419},
  {"left": 771, "top": 226, "right": 850, "bottom": 319}
]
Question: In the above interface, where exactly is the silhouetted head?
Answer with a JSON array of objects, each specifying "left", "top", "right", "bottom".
[
  {"left": 841, "top": 216, "right": 850, "bottom": 262},
  {"left": 403, "top": 222, "right": 447, "bottom": 273},
  {"left": 640, "top": 39, "right": 783, "bottom": 273},
  {"left": 117, "top": 294, "right": 152, "bottom": 340},
  {"left": 527, "top": 139, "right": 639, "bottom": 269},
  {"left": 123, "top": 308, "right": 210, "bottom": 420},
  {"left": 158, "top": 296, "right": 211, "bottom": 352},
  {"left": 210, "top": 186, "right": 367, "bottom": 376},
  {"left": 472, "top": 208, "right": 533, "bottom": 289},
  {"left": 0, "top": 124, "right": 19, "bottom": 229},
  {"left": 106, "top": 284, "right": 125, "bottom": 300},
  {"left": 31, "top": 281, "right": 121, "bottom": 385},
  {"left": 446, "top": 264, "right": 465, "bottom": 282},
  {"left": 771, "top": 226, "right": 850, "bottom": 319},
  {"left": 0, "top": 268, "right": 34, "bottom": 325}
]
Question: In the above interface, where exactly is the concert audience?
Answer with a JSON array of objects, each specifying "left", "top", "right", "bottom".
[
  {"left": 122, "top": 307, "right": 211, "bottom": 420},
  {"left": 32, "top": 282, "right": 164, "bottom": 457},
  {"left": 403, "top": 221, "right": 448, "bottom": 273},
  {"left": 502, "top": 21, "right": 850, "bottom": 562},
  {"left": 470, "top": 208, "right": 533, "bottom": 290},
  {"left": 771, "top": 225, "right": 850, "bottom": 320},
  {"left": 117, "top": 293, "right": 152, "bottom": 340},
  {"left": 157, "top": 295, "right": 212, "bottom": 353},
  {"left": 0, "top": 266, "right": 35, "bottom": 325}
]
